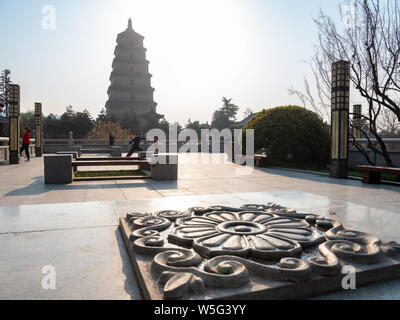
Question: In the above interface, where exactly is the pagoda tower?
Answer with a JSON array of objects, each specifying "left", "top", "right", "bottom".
[{"left": 106, "top": 18, "right": 159, "bottom": 121}]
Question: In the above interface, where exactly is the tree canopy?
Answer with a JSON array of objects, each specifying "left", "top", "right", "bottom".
[{"left": 243, "top": 106, "right": 330, "bottom": 163}]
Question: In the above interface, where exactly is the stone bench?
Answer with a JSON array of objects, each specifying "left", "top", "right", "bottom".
[
  {"left": 44, "top": 154, "right": 73, "bottom": 184},
  {"left": 74, "top": 157, "right": 151, "bottom": 172},
  {"left": 138, "top": 150, "right": 155, "bottom": 159},
  {"left": 356, "top": 165, "right": 400, "bottom": 184},
  {"left": 80, "top": 148, "right": 112, "bottom": 154},
  {"left": 56, "top": 151, "right": 79, "bottom": 159},
  {"left": 75, "top": 157, "right": 142, "bottom": 161},
  {"left": 150, "top": 154, "right": 178, "bottom": 181},
  {"left": 112, "top": 146, "right": 122, "bottom": 157},
  {"left": 235, "top": 154, "right": 268, "bottom": 168},
  {"left": 69, "top": 146, "right": 82, "bottom": 157},
  {"left": 72, "top": 160, "right": 149, "bottom": 171}
]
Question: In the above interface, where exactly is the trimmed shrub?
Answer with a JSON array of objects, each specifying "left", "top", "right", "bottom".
[{"left": 243, "top": 106, "right": 330, "bottom": 162}]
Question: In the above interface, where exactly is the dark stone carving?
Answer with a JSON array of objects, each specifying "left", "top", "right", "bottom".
[{"left": 120, "top": 204, "right": 400, "bottom": 300}]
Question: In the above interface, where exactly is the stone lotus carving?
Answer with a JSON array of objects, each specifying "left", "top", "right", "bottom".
[
  {"left": 121, "top": 204, "right": 400, "bottom": 300},
  {"left": 169, "top": 210, "right": 324, "bottom": 259}
]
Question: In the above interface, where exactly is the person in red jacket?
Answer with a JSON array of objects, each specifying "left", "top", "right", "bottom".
[{"left": 20, "top": 127, "right": 31, "bottom": 161}]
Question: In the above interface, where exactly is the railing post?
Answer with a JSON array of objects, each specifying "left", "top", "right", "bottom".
[{"left": 68, "top": 131, "right": 74, "bottom": 146}]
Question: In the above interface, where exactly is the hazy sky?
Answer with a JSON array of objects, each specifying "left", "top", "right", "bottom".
[{"left": 0, "top": 0, "right": 344, "bottom": 124}]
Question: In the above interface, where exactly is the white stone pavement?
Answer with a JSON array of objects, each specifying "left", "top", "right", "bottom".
[
  {"left": 0, "top": 153, "right": 399, "bottom": 300},
  {"left": 0, "top": 153, "right": 399, "bottom": 211}
]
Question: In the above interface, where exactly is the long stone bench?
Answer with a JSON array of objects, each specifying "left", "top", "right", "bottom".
[
  {"left": 44, "top": 154, "right": 178, "bottom": 183},
  {"left": 56, "top": 151, "right": 79, "bottom": 159},
  {"left": 72, "top": 160, "right": 149, "bottom": 172},
  {"left": 74, "top": 157, "right": 151, "bottom": 171},
  {"left": 44, "top": 154, "right": 73, "bottom": 184},
  {"left": 75, "top": 157, "right": 142, "bottom": 161},
  {"left": 356, "top": 165, "right": 400, "bottom": 184},
  {"left": 80, "top": 148, "right": 112, "bottom": 154},
  {"left": 235, "top": 154, "right": 268, "bottom": 168}
]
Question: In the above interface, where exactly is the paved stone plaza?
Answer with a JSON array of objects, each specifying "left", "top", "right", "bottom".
[
  {"left": 0, "top": 153, "right": 399, "bottom": 299},
  {"left": 0, "top": 153, "right": 399, "bottom": 211}
]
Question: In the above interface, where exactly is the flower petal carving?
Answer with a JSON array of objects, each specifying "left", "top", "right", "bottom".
[{"left": 169, "top": 209, "right": 324, "bottom": 259}]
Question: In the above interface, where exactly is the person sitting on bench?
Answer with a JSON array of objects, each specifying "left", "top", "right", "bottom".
[{"left": 126, "top": 132, "right": 145, "bottom": 158}]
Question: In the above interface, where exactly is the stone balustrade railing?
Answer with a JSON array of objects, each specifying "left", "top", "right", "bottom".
[
  {"left": 42, "top": 138, "right": 203, "bottom": 153},
  {"left": 1, "top": 135, "right": 400, "bottom": 166},
  {"left": 0, "top": 137, "right": 36, "bottom": 162}
]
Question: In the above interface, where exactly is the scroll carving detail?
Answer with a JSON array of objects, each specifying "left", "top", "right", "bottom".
[{"left": 122, "top": 204, "right": 400, "bottom": 299}]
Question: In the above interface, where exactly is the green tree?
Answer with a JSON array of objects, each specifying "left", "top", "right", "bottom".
[
  {"left": 97, "top": 108, "right": 107, "bottom": 123},
  {"left": 243, "top": 106, "right": 330, "bottom": 163},
  {"left": 20, "top": 111, "right": 35, "bottom": 135},
  {"left": 158, "top": 117, "right": 170, "bottom": 133},
  {"left": 73, "top": 109, "right": 94, "bottom": 138},
  {"left": 42, "top": 106, "right": 94, "bottom": 139},
  {"left": 43, "top": 113, "right": 61, "bottom": 138},
  {"left": 186, "top": 119, "right": 211, "bottom": 136},
  {"left": 211, "top": 97, "right": 239, "bottom": 130}
]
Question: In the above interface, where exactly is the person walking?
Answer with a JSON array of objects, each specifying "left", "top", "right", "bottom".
[
  {"left": 109, "top": 132, "right": 115, "bottom": 146},
  {"left": 126, "top": 132, "right": 145, "bottom": 158},
  {"left": 20, "top": 127, "right": 31, "bottom": 162}
]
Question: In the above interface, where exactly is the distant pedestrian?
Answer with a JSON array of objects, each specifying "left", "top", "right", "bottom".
[
  {"left": 153, "top": 136, "right": 159, "bottom": 154},
  {"left": 20, "top": 127, "right": 31, "bottom": 162},
  {"left": 109, "top": 132, "right": 115, "bottom": 146},
  {"left": 126, "top": 132, "right": 145, "bottom": 158}
]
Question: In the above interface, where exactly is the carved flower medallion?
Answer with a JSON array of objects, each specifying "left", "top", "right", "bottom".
[{"left": 169, "top": 210, "right": 324, "bottom": 259}]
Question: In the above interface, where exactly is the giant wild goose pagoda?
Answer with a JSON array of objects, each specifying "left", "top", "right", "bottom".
[{"left": 105, "top": 18, "right": 162, "bottom": 123}]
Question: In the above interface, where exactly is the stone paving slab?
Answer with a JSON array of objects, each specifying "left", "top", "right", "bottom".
[
  {"left": 0, "top": 226, "right": 140, "bottom": 300},
  {"left": 0, "top": 191, "right": 400, "bottom": 299},
  {"left": 0, "top": 154, "right": 399, "bottom": 213},
  {"left": 0, "top": 201, "right": 118, "bottom": 234}
]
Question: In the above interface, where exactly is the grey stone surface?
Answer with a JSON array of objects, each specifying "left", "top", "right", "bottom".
[
  {"left": 56, "top": 151, "right": 78, "bottom": 159},
  {"left": 0, "top": 201, "right": 118, "bottom": 234},
  {"left": 150, "top": 153, "right": 179, "bottom": 165},
  {"left": 120, "top": 202, "right": 400, "bottom": 300},
  {"left": 149, "top": 153, "right": 179, "bottom": 180},
  {"left": 1, "top": 153, "right": 399, "bottom": 211},
  {"left": 151, "top": 164, "right": 178, "bottom": 181},
  {"left": 0, "top": 226, "right": 140, "bottom": 300},
  {"left": 112, "top": 146, "right": 122, "bottom": 158},
  {"left": 1, "top": 192, "right": 400, "bottom": 299},
  {"left": 44, "top": 155, "right": 73, "bottom": 184},
  {"left": 43, "top": 145, "right": 82, "bottom": 156}
]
